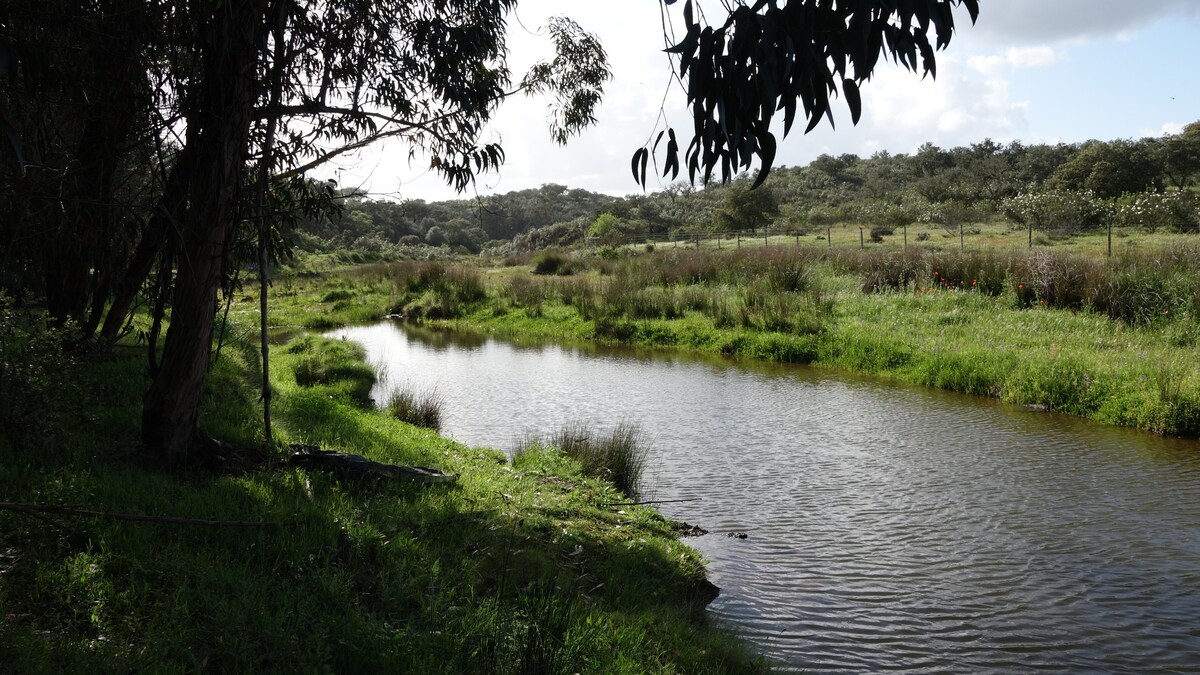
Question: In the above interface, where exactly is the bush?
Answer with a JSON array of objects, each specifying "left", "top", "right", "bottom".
[
  {"left": 532, "top": 251, "right": 573, "bottom": 276},
  {"left": 0, "top": 297, "right": 77, "bottom": 453},
  {"left": 1002, "top": 189, "right": 1112, "bottom": 234},
  {"left": 1113, "top": 191, "right": 1200, "bottom": 233}
]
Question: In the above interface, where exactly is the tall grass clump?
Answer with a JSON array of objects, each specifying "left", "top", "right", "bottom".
[
  {"left": 858, "top": 248, "right": 926, "bottom": 293},
  {"left": 287, "top": 336, "right": 376, "bottom": 405},
  {"left": 505, "top": 274, "right": 551, "bottom": 310},
  {"left": 390, "top": 261, "right": 486, "bottom": 319},
  {"left": 516, "top": 422, "right": 649, "bottom": 498},
  {"left": 554, "top": 422, "right": 648, "bottom": 498},
  {"left": 383, "top": 385, "right": 444, "bottom": 430},
  {"left": 554, "top": 276, "right": 599, "bottom": 317},
  {"left": 1009, "top": 251, "right": 1098, "bottom": 310},
  {"left": 465, "top": 584, "right": 608, "bottom": 674},
  {"left": 602, "top": 273, "right": 684, "bottom": 320}
]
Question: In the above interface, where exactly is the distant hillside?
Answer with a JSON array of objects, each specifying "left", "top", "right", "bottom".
[{"left": 292, "top": 122, "right": 1200, "bottom": 256}]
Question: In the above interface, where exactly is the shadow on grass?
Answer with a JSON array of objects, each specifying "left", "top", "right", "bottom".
[{"left": 0, "top": 335, "right": 764, "bottom": 673}]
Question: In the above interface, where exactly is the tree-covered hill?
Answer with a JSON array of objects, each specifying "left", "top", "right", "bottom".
[{"left": 301, "top": 123, "right": 1200, "bottom": 257}]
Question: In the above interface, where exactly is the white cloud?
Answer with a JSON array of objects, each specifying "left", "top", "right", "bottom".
[
  {"left": 1143, "top": 122, "right": 1185, "bottom": 137},
  {"left": 967, "top": 46, "right": 1061, "bottom": 79},
  {"left": 965, "top": 0, "right": 1200, "bottom": 45},
  {"left": 325, "top": 1, "right": 1200, "bottom": 202}
]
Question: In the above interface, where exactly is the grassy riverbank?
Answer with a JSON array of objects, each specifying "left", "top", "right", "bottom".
[
  {"left": 0, "top": 318, "right": 760, "bottom": 671},
  {"left": 258, "top": 245, "right": 1200, "bottom": 437}
]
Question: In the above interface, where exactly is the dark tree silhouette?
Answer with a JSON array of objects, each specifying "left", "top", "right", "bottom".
[{"left": 636, "top": 0, "right": 980, "bottom": 189}]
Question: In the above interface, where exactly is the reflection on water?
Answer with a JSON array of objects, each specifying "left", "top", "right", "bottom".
[{"left": 330, "top": 321, "right": 1200, "bottom": 672}]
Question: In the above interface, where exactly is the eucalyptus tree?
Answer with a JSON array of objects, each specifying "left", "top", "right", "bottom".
[
  {"left": 4, "top": 0, "right": 981, "bottom": 464},
  {"left": 636, "top": 0, "right": 979, "bottom": 189},
  {"left": 138, "top": 1, "right": 609, "bottom": 462},
  {"left": 2, "top": 0, "right": 609, "bottom": 462}
]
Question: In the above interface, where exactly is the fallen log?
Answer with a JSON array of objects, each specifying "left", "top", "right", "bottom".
[{"left": 287, "top": 444, "right": 458, "bottom": 483}]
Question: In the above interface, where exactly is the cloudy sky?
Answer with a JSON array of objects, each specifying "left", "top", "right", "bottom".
[{"left": 318, "top": 1, "right": 1200, "bottom": 202}]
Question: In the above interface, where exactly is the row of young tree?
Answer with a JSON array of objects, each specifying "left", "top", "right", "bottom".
[{"left": 311, "top": 122, "right": 1200, "bottom": 254}]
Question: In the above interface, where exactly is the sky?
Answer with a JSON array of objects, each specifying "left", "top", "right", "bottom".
[{"left": 316, "top": 1, "right": 1200, "bottom": 203}]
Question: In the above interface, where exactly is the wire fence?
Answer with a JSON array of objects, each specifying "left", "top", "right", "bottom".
[{"left": 586, "top": 223, "right": 1200, "bottom": 257}]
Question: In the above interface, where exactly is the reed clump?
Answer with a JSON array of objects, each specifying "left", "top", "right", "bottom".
[
  {"left": 389, "top": 260, "right": 486, "bottom": 319},
  {"left": 383, "top": 385, "right": 444, "bottom": 431},
  {"left": 516, "top": 421, "right": 649, "bottom": 498}
]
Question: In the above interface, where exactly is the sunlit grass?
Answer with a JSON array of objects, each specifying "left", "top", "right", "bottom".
[{"left": 0, "top": 328, "right": 763, "bottom": 672}]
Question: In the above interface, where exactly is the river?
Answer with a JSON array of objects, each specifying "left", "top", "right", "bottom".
[{"left": 329, "top": 321, "right": 1200, "bottom": 672}]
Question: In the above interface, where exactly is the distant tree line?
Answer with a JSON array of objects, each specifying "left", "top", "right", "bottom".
[{"left": 300, "top": 122, "right": 1200, "bottom": 255}]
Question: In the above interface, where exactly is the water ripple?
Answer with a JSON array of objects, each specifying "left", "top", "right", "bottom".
[{"left": 333, "top": 323, "right": 1200, "bottom": 672}]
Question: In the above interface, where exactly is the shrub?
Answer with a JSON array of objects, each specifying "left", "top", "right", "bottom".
[
  {"left": 595, "top": 246, "right": 620, "bottom": 261},
  {"left": 1114, "top": 190, "right": 1200, "bottom": 233},
  {"left": 0, "top": 297, "right": 77, "bottom": 453},
  {"left": 532, "top": 251, "right": 573, "bottom": 276},
  {"left": 1002, "top": 189, "right": 1112, "bottom": 234}
]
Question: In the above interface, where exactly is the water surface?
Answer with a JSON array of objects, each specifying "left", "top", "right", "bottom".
[{"left": 330, "top": 322, "right": 1200, "bottom": 672}]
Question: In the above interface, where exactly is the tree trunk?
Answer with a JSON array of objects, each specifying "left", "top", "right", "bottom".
[{"left": 141, "top": 2, "right": 264, "bottom": 464}]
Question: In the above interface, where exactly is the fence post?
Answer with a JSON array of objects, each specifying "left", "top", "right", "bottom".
[
  {"left": 960, "top": 222, "right": 964, "bottom": 251},
  {"left": 737, "top": 232, "right": 741, "bottom": 249},
  {"left": 860, "top": 226, "right": 864, "bottom": 249},
  {"left": 1028, "top": 222, "right": 1033, "bottom": 249},
  {"left": 827, "top": 225, "right": 832, "bottom": 248},
  {"left": 1107, "top": 220, "right": 1112, "bottom": 258},
  {"left": 903, "top": 224, "right": 908, "bottom": 250}
]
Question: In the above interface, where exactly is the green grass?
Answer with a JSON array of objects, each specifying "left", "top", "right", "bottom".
[
  {"left": 300, "top": 245, "right": 1200, "bottom": 439},
  {"left": 0, "top": 321, "right": 763, "bottom": 672},
  {"left": 383, "top": 384, "right": 445, "bottom": 431},
  {"left": 516, "top": 422, "right": 650, "bottom": 499},
  {"left": 245, "top": 240, "right": 1200, "bottom": 433}
]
